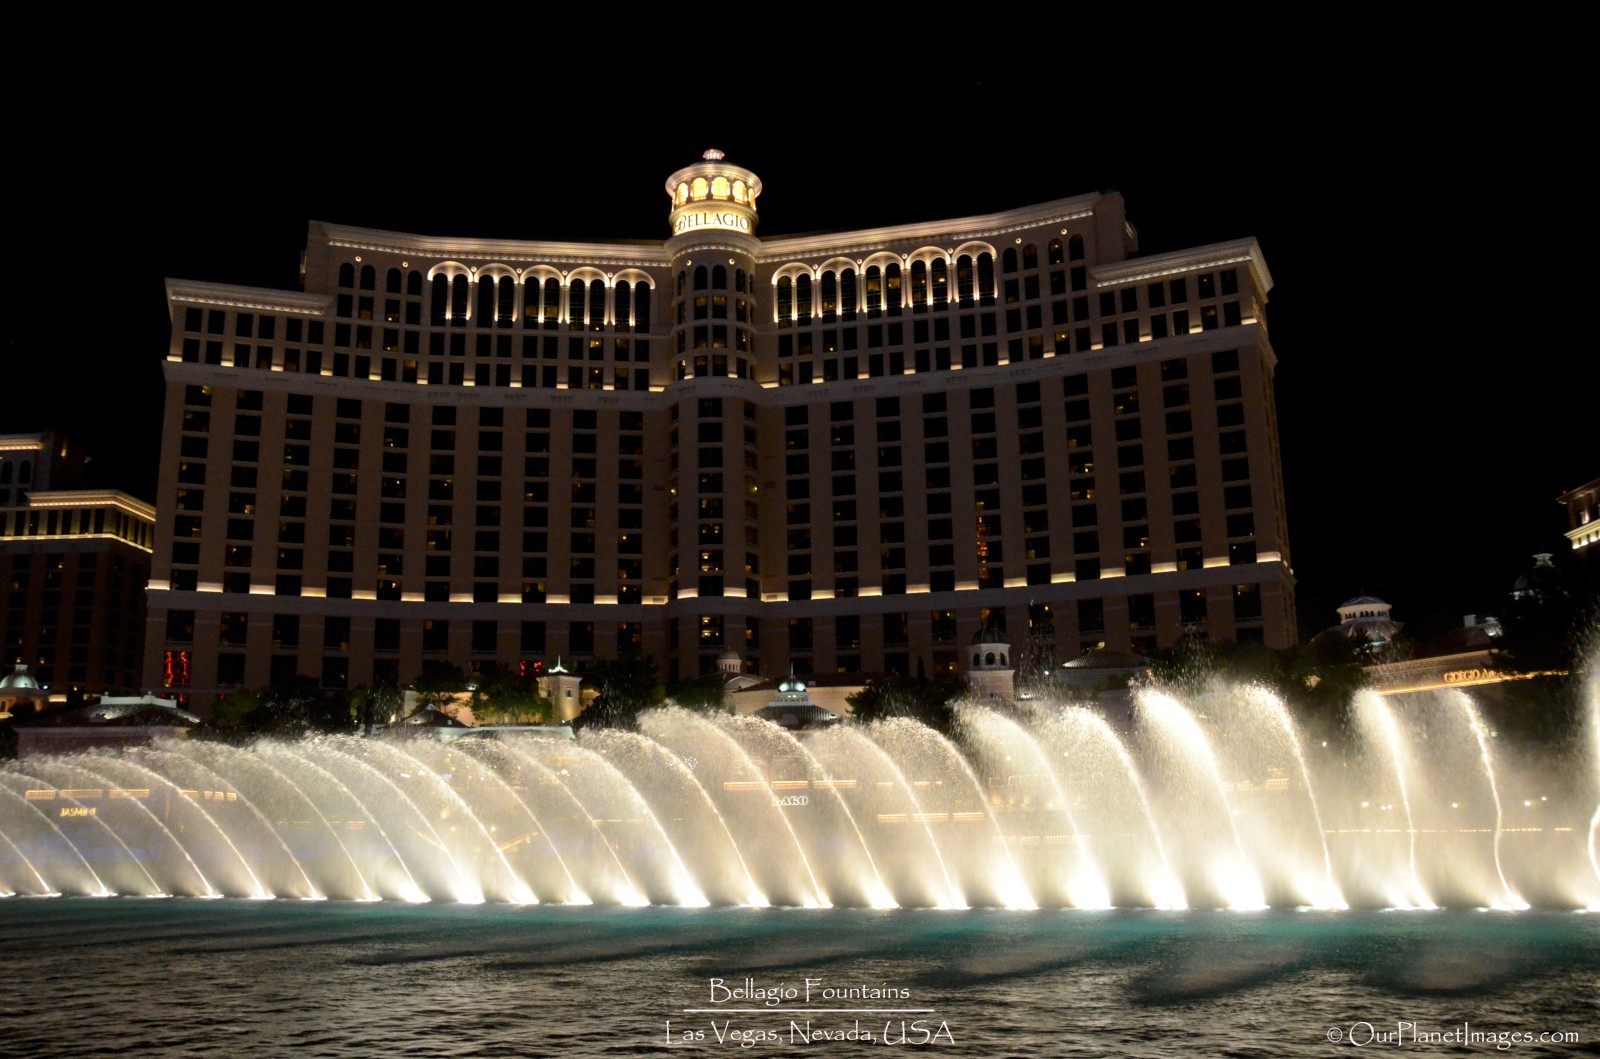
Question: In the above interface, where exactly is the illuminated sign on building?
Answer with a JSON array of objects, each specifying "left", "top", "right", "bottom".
[
  {"left": 163, "top": 650, "right": 191, "bottom": 687},
  {"left": 672, "top": 210, "right": 752, "bottom": 235}
]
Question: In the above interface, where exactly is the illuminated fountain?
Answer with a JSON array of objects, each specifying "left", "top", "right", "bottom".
[{"left": 3, "top": 683, "right": 1599, "bottom": 911}]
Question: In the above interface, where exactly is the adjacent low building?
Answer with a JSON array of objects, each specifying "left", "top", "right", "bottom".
[
  {"left": 1, "top": 433, "right": 153, "bottom": 699},
  {"left": 11, "top": 694, "right": 198, "bottom": 759}
]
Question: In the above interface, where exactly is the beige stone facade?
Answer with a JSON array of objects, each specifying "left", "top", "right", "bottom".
[
  {"left": 2, "top": 434, "right": 153, "bottom": 698},
  {"left": 145, "top": 153, "right": 1294, "bottom": 707}
]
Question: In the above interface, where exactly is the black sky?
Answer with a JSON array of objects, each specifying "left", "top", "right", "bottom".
[{"left": 15, "top": 100, "right": 1589, "bottom": 641}]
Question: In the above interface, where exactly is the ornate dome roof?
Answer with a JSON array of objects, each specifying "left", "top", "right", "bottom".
[
  {"left": 970, "top": 627, "right": 1009, "bottom": 645},
  {"left": 1061, "top": 647, "right": 1150, "bottom": 670},
  {"left": 1339, "top": 595, "right": 1387, "bottom": 608},
  {"left": 0, "top": 665, "right": 41, "bottom": 691},
  {"left": 1513, "top": 553, "right": 1563, "bottom": 599}
]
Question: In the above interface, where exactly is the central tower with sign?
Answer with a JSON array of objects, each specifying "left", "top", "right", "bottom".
[
  {"left": 665, "top": 148, "right": 762, "bottom": 241},
  {"left": 663, "top": 150, "right": 766, "bottom": 675}
]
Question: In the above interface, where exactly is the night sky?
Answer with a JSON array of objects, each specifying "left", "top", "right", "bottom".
[{"left": 15, "top": 103, "right": 1588, "bottom": 642}]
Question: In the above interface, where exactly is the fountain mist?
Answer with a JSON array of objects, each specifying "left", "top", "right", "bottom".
[{"left": 4, "top": 678, "right": 1598, "bottom": 910}]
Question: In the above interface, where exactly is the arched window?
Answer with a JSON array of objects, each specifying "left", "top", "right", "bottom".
[
  {"left": 476, "top": 276, "right": 495, "bottom": 324},
  {"left": 497, "top": 276, "right": 515, "bottom": 325},
  {"left": 883, "top": 263, "right": 902, "bottom": 315},
  {"left": 819, "top": 271, "right": 837, "bottom": 317},
  {"left": 676, "top": 183, "right": 689, "bottom": 206},
  {"left": 776, "top": 277, "right": 793, "bottom": 321},
  {"left": 450, "top": 275, "right": 470, "bottom": 322},
  {"left": 931, "top": 259, "right": 948, "bottom": 308},
  {"left": 635, "top": 284, "right": 651, "bottom": 327},
  {"left": 711, "top": 176, "right": 730, "bottom": 199},
  {"left": 568, "top": 279, "right": 586, "bottom": 326},
  {"left": 732, "top": 180, "right": 746, "bottom": 203},
  {"left": 956, "top": 255, "right": 975, "bottom": 304},
  {"left": 542, "top": 278, "right": 561, "bottom": 327},
  {"left": 839, "top": 269, "right": 856, "bottom": 318},
  {"left": 1002, "top": 247, "right": 1018, "bottom": 273},
  {"left": 338, "top": 263, "right": 356, "bottom": 288},
  {"left": 977, "top": 253, "right": 996, "bottom": 304},
  {"left": 864, "top": 266, "right": 882, "bottom": 314},
  {"left": 589, "top": 281, "right": 606, "bottom": 330},
  {"left": 712, "top": 264, "right": 727, "bottom": 290},
  {"left": 1022, "top": 244, "right": 1038, "bottom": 270},
  {"left": 360, "top": 264, "right": 377, "bottom": 290},
  {"left": 909, "top": 261, "right": 927, "bottom": 307},
  {"left": 615, "top": 281, "right": 632, "bottom": 332},
  {"left": 1069, "top": 234, "right": 1085, "bottom": 261},
  {"left": 407, "top": 271, "right": 422, "bottom": 296},
  {"left": 524, "top": 280, "right": 541, "bottom": 326},
  {"left": 795, "top": 275, "right": 812, "bottom": 323},
  {"left": 691, "top": 177, "right": 708, "bottom": 200},
  {"left": 386, "top": 268, "right": 403, "bottom": 293},
  {"left": 1048, "top": 239, "right": 1064, "bottom": 266},
  {"left": 694, "top": 265, "right": 709, "bottom": 291},
  {"left": 985, "top": 652, "right": 996, "bottom": 666},
  {"left": 431, "top": 275, "right": 449, "bottom": 324},
  {"left": 735, "top": 268, "right": 746, "bottom": 293}
]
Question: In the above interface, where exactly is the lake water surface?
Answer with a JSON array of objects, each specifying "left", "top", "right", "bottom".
[{"left": 2, "top": 900, "right": 1596, "bottom": 1057}]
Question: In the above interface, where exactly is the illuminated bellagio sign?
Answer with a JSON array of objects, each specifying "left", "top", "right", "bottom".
[{"left": 673, "top": 209, "right": 752, "bottom": 235}]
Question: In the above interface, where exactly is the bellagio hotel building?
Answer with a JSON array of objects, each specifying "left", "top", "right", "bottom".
[{"left": 146, "top": 151, "right": 1294, "bottom": 705}]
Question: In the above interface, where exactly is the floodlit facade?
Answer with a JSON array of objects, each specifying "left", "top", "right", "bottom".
[
  {"left": 1560, "top": 477, "right": 1599, "bottom": 560},
  {"left": 145, "top": 151, "right": 1294, "bottom": 706},
  {"left": 1, "top": 433, "right": 154, "bottom": 698}
]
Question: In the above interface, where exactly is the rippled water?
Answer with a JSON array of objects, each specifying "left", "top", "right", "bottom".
[{"left": 1, "top": 901, "right": 1596, "bottom": 1057}]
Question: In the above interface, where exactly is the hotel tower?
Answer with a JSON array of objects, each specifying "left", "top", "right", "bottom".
[{"left": 146, "top": 151, "right": 1293, "bottom": 706}]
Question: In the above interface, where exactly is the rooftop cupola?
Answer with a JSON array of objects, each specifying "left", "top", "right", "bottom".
[{"left": 665, "top": 149, "right": 762, "bottom": 244}]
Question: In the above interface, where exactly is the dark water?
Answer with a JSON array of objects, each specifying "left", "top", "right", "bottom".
[{"left": 0, "top": 901, "right": 1596, "bottom": 1057}]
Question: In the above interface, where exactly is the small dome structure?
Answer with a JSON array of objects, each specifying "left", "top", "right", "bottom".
[
  {"left": 1512, "top": 553, "right": 1564, "bottom": 601},
  {"left": 964, "top": 624, "right": 1015, "bottom": 702},
  {"left": 1333, "top": 596, "right": 1403, "bottom": 643},
  {"left": 0, "top": 664, "right": 49, "bottom": 719},
  {"left": 0, "top": 665, "right": 41, "bottom": 690},
  {"left": 1060, "top": 646, "right": 1151, "bottom": 672},
  {"left": 968, "top": 626, "right": 1011, "bottom": 669},
  {"left": 776, "top": 670, "right": 808, "bottom": 695}
]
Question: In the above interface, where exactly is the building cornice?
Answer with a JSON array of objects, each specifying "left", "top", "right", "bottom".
[
  {"left": 1092, "top": 238, "right": 1273, "bottom": 294},
  {"left": 165, "top": 280, "right": 332, "bottom": 316},
  {"left": 308, "top": 194, "right": 1117, "bottom": 273},
  {"left": 754, "top": 193, "right": 1110, "bottom": 263},
  {"left": 315, "top": 223, "right": 672, "bottom": 271},
  {"left": 23, "top": 490, "right": 156, "bottom": 521}
]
